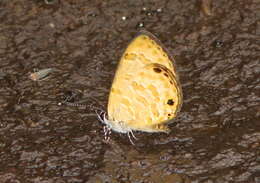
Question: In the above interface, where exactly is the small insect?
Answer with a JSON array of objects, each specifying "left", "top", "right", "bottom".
[
  {"left": 97, "top": 31, "right": 183, "bottom": 144},
  {"left": 29, "top": 68, "right": 53, "bottom": 81}
]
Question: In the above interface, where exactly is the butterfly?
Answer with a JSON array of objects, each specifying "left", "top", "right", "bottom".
[{"left": 98, "top": 31, "right": 183, "bottom": 144}]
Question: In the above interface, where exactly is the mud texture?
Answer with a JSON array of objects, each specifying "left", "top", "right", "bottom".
[{"left": 0, "top": 0, "right": 259, "bottom": 182}]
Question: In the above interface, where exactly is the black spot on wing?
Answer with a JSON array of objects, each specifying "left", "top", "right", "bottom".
[
  {"left": 167, "top": 99, "right": 174, "bottom": 106},
  {"left": 153, "top": 67, "right": 162, "bottom": 73}
]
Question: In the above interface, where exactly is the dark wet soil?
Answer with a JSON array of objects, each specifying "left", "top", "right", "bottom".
[{"left": 0, "top": 0, "right": 259, "bottom": 182}]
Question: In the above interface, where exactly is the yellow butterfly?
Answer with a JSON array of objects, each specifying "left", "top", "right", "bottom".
[{"left": 98, "top": 31, "right": 182, "bottom": 143}]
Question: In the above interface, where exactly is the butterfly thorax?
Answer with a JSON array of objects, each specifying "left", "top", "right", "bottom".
[{"left": 103, "top": 117, "right": 131, "bottom": 133}]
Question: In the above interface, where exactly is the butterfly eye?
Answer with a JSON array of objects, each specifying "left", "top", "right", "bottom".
[
  {"left": 167, "top": 99, "right": 174, "bottom": 106},
  {"left": 153, "top": 68, "right": 162, "bottom": 73}
]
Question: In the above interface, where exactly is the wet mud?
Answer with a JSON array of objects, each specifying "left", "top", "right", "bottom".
[{"left": 0, "top": 0, "right": 259, "bottom": 182}]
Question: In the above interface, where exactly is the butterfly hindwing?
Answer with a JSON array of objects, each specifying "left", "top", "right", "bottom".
[{"left": 107, "top": 32, "right": 182, "bottom": 133}]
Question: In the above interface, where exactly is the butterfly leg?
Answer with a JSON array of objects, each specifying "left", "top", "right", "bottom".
[
  {"left": 127, "top": 131, "right": 136, "bottom": 145},
  {"left": 103, "top": 125, "right": 111, "bottom": 142},
  {"left": 95, "top": 110, "right": 107, "bottom": 124},
  {"left": 96, "top": 110, "right": 103, "bottom": 122},
  {"left": 130, "top": 130, "right": 138, "bottom": 140}
]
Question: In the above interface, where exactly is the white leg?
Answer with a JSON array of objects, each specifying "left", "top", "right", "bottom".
[
  {"left": 130, "top": 130, "right": 138, "bottom": 140},
  {"left": 127, "top": 132, "right": 135, "bottom": 145}
]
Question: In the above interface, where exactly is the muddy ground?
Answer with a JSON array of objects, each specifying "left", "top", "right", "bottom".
[{"left": 0, "top": 0, "right": 259, "bottom": 182}]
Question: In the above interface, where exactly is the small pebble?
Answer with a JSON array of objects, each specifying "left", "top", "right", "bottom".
[
  {"left": 49, "top": 23, "right": 55, "bottom": 28},
  {"left": 157, "top": 8, "right": 162, "bottom": 13},
  {"left": 137, "top": 22, "right": 144, "bottom": 28},
  {"left": 214, "top": 40, "right": 224, "bottom": 48}
]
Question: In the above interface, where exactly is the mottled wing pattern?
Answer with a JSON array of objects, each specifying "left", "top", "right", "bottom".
[{"left": 107, "top": 32, "right": 182, "bottom": 133}]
